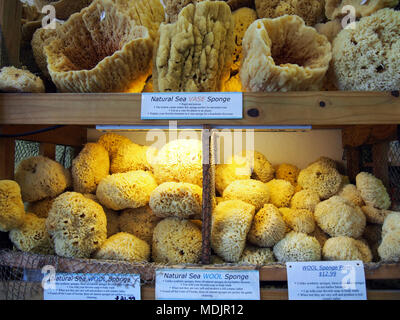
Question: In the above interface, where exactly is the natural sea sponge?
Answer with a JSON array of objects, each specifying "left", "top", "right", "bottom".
[
  {"left": 240, "top": 16, "right": 331, "bottom": 92},
  {"left": 338, "top": 184, "right": 364, "bottom": 207},
  {"left": 97, "top": 133, "right": 132, "bottom": 160},
  {"left": 215, "top": 155, "right": 252, "bottom": 195},
  {"left": 315, "top": 19, "right": 343, "bottom": 43},
  {"left": 322, "top": 236, "right": 372, "bottom": 262},
  {"left": 361, "top": 206, "right": 393, "bottom": 224},
  {"left": 255, "top": 0, "right": 325, "bottom": 26},
  {"left": 325, "top": 0, "right": 399, "bottom": 20},
  {"left": 111, "top": 143, "right": 157, "bottom": 174},
  {"left": 153, "top": 139, "right": 202, "bottom": 187},
  {"left": 231, "top": 8, "right": 257, "bottom": 72},
  {"left": 152, "top": 217, "right": 202, "bottom": 264},
  {"left": 223, "top": 179, "right": 270, "bottom": 211},
  {"left": 0, "top": 180, "right": 25, "bottom": 232},
  {"left": 382, "top": 212, "right": 400, "bottom": 238},
  {"left": 34, "top": 0, "right": 94, "bottom": 20},
  {"left": 247, "top": 203, "right": 286, "bottom": 247},
  {"left": 273, "top": 231, "right": 321, "bottom": 262},
  {"left": 275, "top": 163, "right": 300, "bottom": 186},
  {"left": 278, "top": 207, "right": 315, "bottom": 234},
  {"left": 118, "top": 206, "right": 161, "bottom": 244},
  {"left": 243, "top": 150, "right": 275, "bottom": 183},
  {"left": 266, "top": 179, "right": 295, "bottom": 208},
  {"left": 149, "top": 182, "right": 202, "bottom": 218},
  {"left": 378, "top": 231, "right": 400, "bottom": 262},
  {"left": 44, "top": 0, "right": 153, "bottom": 92},
  {"left": 72, "top": 143, "right": 109, "bottom": 194},
  {"left": 46, "top": 192, "right": 107, "bottom": 258},
  {"left": 309, "top": 156, "right": 339, "bottom": 170},
  {"left": 297, "top": 162, "right": 342, "bottom": 200},
  {"left": 212, "top": 200, "right": 255, "bottom": 262},
  {"left": 0, "top": 67, "right": 45, "bottom": 93},
  {"left": 314, "top": 196, "right": 366, "bottom": 238},
  {"left": 356, "top": 172, "right": 391, "bottom": 210},
  {"left": 290, "top": 190, "right": 320, "bottom": 212},
  {"left": 153, "top": 1, "right": 235, "bottom": 92},
  {"left": 332, "top": 9, "right": 400, "bottom": 91},
  {"left": 239, "top": 245, "right": 275, "bottom": 265},
  {"left": 15, "top": 156, "right": 71, "bottom": 202},
  {"left": 96, "top": 171, "right": 158, "bottom": 211},
  {"left": 26, "top": 197, "right": 55, "bottom": 219},
  {"left": 94, "top": 232, "right": 150, "bottom": 262},
  {"left": 9, "top": 213, "right": 54, "bottom": 255}
]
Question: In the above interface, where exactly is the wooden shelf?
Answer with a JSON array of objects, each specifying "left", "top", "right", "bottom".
[{"left": 0, "top": 92, "right": 400, "bottom": 125}]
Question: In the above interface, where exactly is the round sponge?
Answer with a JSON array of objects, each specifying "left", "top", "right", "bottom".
[
  {"left": 243, "top": 150, "right": 275, "bottom": 183},
  {"left": 96, "top": 170, "right": 158, "bottom": 211},
  {"left": 26, "top": 197, "right": 55, "bottom": 219},
  {"left": 275, "top": 163, "right": 300, "bottom": 186},
  {"left": 94, "top": 232, "right": 150, "bottom": 263},
  {"left": 378, "top": 231, "right": 400, "bottom": 262},
  {"left": 322, "top": 236, "right": 372, "bottom": 262},
  {"left": 266, "top": 179, "right": 295, "bottom": 208},
  {"left": 110, "top": 143, "right": 157, "bottom": 174},
  {"left": 97, "top": 133, "right": 132, "bottom": 159},
  {"left": 152, "top": 217, "right": 202, "bottom": 264},
  {"left": 290, "top": 189, "right": 320, "bottom": 212},
  {"left": 223, "top": 179, "right": 270, "bottom": 211},
  {"left": 0, "top": 180, "right": 25, "bottom": 232},
  {"left": 15, "top": 156, "right": 71, "bottom": 202},
  {"left": 278, "top": 207, "right": 315, "bottom": 234},
  {"left": 356, "top": 172, "right": 391, "bottom": 210},
  {"left": 239, "top": 245, "right": 275, "bottom": 265},
  {"left": 149, "top": 182, "right": 202, "bottom": 218},
  {"left": 273, "top": 231, "right": 321, "bottom": 262},
  {"left": 382, "top": 212, "right": 400, "bottom": 238},
  {"left": 247, "top": 204, "right": 286, "bottom": 248},
  {"left": 338, "top": 184, "right": 364, "bottom": 207}
]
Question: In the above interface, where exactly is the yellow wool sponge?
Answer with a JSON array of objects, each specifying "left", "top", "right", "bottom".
[
  {"left": 325, "top": 0, "right": 399, "bottom": 20},
  {"left": 72, "top": 143, "right": 109, "bottom": 194},
  {"left": 97, "top": 133, "right": 132, "bottom": 160},
  {"left": 356, "top": 172, "right": 391, "bottom": 210},
  {"left": 149, "top": 182, "right": 202, "bottom": 219},
  {"left": 0, "top": 180, "right": 25, "bottom": 232},
  {"left": 338, "top": 184, "right": 364, "bottom": 207},
  {"left": 275, "top": 163, "right": 300, "bottom": 186},
  {"left": 243, "top": 150, "right": 275, "bottom": 183},
  {"left": 153, "top": 139, "right": 202, "bottom": 187},
  {"left": 298, "top": 162, "right": 342, "bottom": 200},
  {"left": 255, "top": 0, "right": 325, "bottom": 26},
  {"left": 382, "top": 212, "right": 400, "bottom": 238},
  {"left": 240, "top": 16, "right": 331, "bottom": 92},
  {"left": 111, "top": 143, "right": 157, "bottom": 174},
  {"left": 94, "top": 232, "right": 150, "bottom": 262},
  {"left": 118, "top": 206, "right": 162, "bottom": 244},
  {"left": 231, "top": 8, "right": 258, "bottom": 72},
  {"left": 215, "top": 155, "right": 252, "bottom": 195},
  {"left": 223, "top": 179, "right": 270, "bottom": 211},
  {"left": 44, "top": 0, "right": 153, "bottom": 92},
  {"left": 9, "top": 213, "right": 54, "bottom": 255},
  {"left": 290, "top": 190, "right": 320, "bottom": 212},
  {"left": 247, "top": 203, "right": 286, "bottom": 247},
  {"left": 211, "top": 200, "right": 255, "bottom": 262},
  {"left": 361, "top": 205, "right": 393, "bottom": 224},
  {"left": 152, "top": 217, "right": 202, "bottom": 264},
  {"left": 322, "top": 236, "right": 372, "bottom": 263},
  {"left": 26, "top": 197, "right": 55, "bottom": 219},
  {"left": 0, "top": 66, "right": 45, "bottom": 93},
  {"left": 266, "top": 179, "right": 295, "bottom": 208},
  {"left": 46, "top": 192, "right": 107, "bottom": 258},
  {"left": 153, "top": 1, "right": 235, "bottom": 92},
  {"left": 314, "top": 196, "right": 366, "bottom": 238},
  {"left": 239, "top": 245, "right": 275, "bottom": 265},
  {"left": 378, "top": 231, "right": 400, "bottom": 262},
  {"left": 273, "top": 231, "right": 321, "bottom": 262},
  {"left": 15, "top": 156, "right": 71, "bottom": 202},
  {"left": 309, "top": 156, "right": 339, "bottom": 170},
  {"left": 96, "top": 170, "right": 158, "bottom": 211},
  {"left": 332, "top": 9, "right": 400, "bottom": 91},
  {"left": 278, "top": 207, "right": 315, "bottom": 234}
]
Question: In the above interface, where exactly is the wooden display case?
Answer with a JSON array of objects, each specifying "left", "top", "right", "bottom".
[{"left": 1, "top": 0, "right": 400, "bottom": 301}]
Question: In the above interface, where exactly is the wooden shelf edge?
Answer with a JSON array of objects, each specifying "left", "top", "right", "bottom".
[
  {"left": 1, "top": 92, "right": 400, "bottom": 125},
  {"left": 1, "top": 251, "right": 400, "bottom": 282}
]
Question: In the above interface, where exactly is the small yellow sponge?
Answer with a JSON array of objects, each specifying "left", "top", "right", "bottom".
[{"left": 0, "top": 180, "right": 25, "bottom": 232}]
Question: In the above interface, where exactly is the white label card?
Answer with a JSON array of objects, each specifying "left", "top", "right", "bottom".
[
  {"left": 155, "top": 268, "right": 260, "bottom": 300},
  {"left": 286, "top": 261, "right": 367, "bottom": 300},
  {"left": 141, "top": 92, "right": 243, "bottom": 120},
  {"left": 44, "top": 273, "right": 141, "bottom": 300}
]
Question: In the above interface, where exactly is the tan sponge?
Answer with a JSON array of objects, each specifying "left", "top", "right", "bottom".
[{"left": 0, "top": 180, "right": 25, "bottom": 232}]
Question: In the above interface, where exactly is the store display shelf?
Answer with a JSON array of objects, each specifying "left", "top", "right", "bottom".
[{"left": 0, "top": 91, "right": 400, "bottom": 125}]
